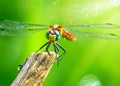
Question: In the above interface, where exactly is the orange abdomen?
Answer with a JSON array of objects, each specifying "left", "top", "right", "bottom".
[{"left": 62, "top": 30, "right": 77, "bottom": 41}]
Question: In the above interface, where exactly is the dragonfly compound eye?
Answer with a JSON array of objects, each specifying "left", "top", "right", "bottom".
[
  {"left": 46, "top": 30, "right": 60, "bottom": 42},
  {"left": 46, "top": 31, "right": 49, "bottom": 39},
  {"left": 56, "top": 32, "right": 60, "bottom": 41},
  {"left": 53, "top": 30, "right": 60, "bottom": 41}
]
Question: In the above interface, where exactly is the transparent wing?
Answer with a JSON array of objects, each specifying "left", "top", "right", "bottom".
[
  {"left": 0, "top": 19, "right": 48, "bottom": 36},
  {"left": 65, "top": 23, "right": 120, "bottom": 40},
  {"left": 65, "top": 23, "right": 120, "bottom": 29}
]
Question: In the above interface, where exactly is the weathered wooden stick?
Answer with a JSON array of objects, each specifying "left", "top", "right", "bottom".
[{"left": 11, "top": 52, "right": 56, "bottom": 86}]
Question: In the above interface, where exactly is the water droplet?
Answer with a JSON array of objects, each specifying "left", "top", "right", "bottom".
[{"left": 78, "top": 74, "right": 101, "bottom": 86}]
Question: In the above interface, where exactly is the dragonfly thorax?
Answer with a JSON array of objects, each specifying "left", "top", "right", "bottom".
[
  {"left": 48, "top": 25, "right": 77, "bottom": 41},
  {"left": 46, "top": 30, "right": 60, "bottom": 42}
]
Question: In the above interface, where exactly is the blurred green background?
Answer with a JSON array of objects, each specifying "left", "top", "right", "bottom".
[{"left": 0, "top": 0, "right": 120, "bottom": 86}]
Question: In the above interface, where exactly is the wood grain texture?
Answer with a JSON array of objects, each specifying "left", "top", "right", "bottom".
[{"left": 11, "top": 52, "right": 56, "bottom": 86}]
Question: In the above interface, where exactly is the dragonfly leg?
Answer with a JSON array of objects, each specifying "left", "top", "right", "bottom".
[
  {"left": 35, "top": 42, "right": 49, "bottom": 53},
  {"left": 54, "top": 43, "right": 60, "bottom": 53},
  {"left": 45, "top": 42, "right": 51, "bottom": 55},
  {"left": 18, "top": 58, "right": 28, "bottom": 72},
  {"left": 53, "top": 43, "right": 59, "bottom": 58},
  {"left": 55, "top": 43, "right": 66, "bottom": 66}
]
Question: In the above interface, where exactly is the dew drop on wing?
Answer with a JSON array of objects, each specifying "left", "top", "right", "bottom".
[{"left": 0, "top": 20, "right": 35, "bottom": 36}]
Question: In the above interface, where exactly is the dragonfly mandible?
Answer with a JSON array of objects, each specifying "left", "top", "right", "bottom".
[{"left": 0, "top": 19, "right": 120, "bottom": 62}]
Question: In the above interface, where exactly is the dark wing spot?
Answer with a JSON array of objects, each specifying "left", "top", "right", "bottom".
[
  {"left": 28, "top": 28, "right": 33, "bottom": 31},
  {"left": 0, "top": 28, "right": 6, "bottom": 31},
  {"left": 0, "top": 19, "right": 5, "bottom": 21},
  {"left": 106, "top": 23, "right": 113, "bottom": 25},
  {"left": 110, "top": 33, "right": 119, "bottom": 37}
]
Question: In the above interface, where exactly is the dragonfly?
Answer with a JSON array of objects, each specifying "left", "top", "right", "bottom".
[{"left": 0, "top": 19, "right": 120, "bottom": 63}]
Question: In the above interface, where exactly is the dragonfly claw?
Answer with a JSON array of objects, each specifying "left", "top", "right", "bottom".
[{"left": 46, "top": 51, "right": 51, "bottom": 56}]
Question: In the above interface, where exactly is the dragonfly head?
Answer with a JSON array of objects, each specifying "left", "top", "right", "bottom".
[
  {"left": 48, "top": 24, "right": 64, "bottom": 35},
  {"left": 46, "top": 30, "right": 60, "bottom": 42}
]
